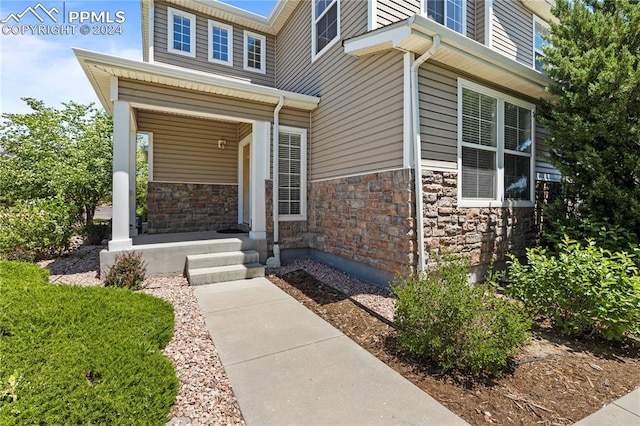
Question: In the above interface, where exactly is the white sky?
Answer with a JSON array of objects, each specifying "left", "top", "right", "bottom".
[{"left": 0, "top": 0, "right": 277, "bottom": 115}]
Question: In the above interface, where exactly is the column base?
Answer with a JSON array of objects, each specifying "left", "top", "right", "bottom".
[
  {"left": 108, "top": 238, "right": 133, "bottom": 251},
  {"left": 249, "top": 230, "right": 266, "bottom": 240}
]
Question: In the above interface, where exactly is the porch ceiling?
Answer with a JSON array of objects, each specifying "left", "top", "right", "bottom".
[
  {"left": 74, "top": 48, "right": 320, "bottom": 114},
  {"left": 344, "top": 15, "right": 553, "bottom": 101}
]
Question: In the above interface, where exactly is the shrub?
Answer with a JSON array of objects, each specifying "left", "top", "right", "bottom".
[
  {"left": 545, "top": 218, "right": 639, "bottom": 255},
  {"left": 103, "top": 251, "right": 147, "bottom": 290},
  {"left": 0, "top": 198, "right": 77, "bottom": 261},
  {"left": 83, "top": 222, "right": 110, "bottom": 245},
  {"left": 392, "top": 255, "right": 531, "bottom": 377},
  {"left": 507, "top": 236, "right": 640, "bottom": 341}
]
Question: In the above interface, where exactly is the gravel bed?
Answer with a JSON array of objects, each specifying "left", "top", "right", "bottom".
[
  {"left": 36, "top": 248, "right": 394, "bottom": 424},
  {"left": 38, "top": 245, "right": 245, "bottom": 426},
  {"left": 270, "top": 258, "right": 396, "bottom": 323}
]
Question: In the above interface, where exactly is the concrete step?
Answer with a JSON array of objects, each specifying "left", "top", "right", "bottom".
[
  {"left": 186, "top": 250, "right": 260, "bottom": 270},
  {"left": 188, "top": 263, "right": 265, "bottom": 286}
]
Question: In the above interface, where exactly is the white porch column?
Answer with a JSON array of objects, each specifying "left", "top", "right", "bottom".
[
  {"left": 129, "top": 126, "right": 138, "bottom": 237},
  {"left": 249, "top": 121, "right": 269, "bottom": 240},
  {"left": 109, "top": 100, "right": 133, "bottom": 251}
]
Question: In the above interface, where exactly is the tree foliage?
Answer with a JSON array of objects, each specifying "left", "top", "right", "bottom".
[
  {"left": 0, "top": 98, "right": 112, "bottom": 226},
  {"left": 540, "top": 0, "right": 640, "bottom": 236}
]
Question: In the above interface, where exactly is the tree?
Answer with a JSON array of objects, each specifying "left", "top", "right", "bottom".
[
  {"left": 540, "top": 0, "right": 640, "bottom": 236},
  {"left": 0, "top": 98, "right": 112, "bottom": 226}
]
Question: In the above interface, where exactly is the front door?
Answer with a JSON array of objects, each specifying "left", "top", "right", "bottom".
[{"left": 238, "top": 134, "right": 252, "bottom": 227}]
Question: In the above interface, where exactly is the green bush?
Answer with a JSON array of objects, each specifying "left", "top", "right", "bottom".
[
  {"left": 392, "top": 255, "right": 531, "bottom": 377},
  {"left": 83, "top": 222, "right": 110, "bottom": 245},
  {"left": 0, "top": 197, "right": 77, "bottom": 261},
  {"left": 104, "top": 251, "right": 147, "bottom": 290},
  {"left": 0, "top": 261, "right": 177, "bottom": 424},
  {"left": 545, "top": 218, "right": 639, "bottom": 255},
  {"left": 507, "top": 236, "right": 640, "bottom": 341}
]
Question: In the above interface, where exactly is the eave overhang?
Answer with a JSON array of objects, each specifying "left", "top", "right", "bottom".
[
  {"left": 344, "top": 15, "right": 553, "bottom": 101},
  {"left": 521, "top": 0, "right": 556, "bottom": 23},
  {"left": 74, "top": 48, "right": 320, "bottom": 113}
]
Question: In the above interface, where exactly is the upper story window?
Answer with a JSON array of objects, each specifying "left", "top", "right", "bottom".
[
  {"left": 244, "top": 31, "right": 266, "bottom": 74},
  {"left": 208, "top": 20, "right": 233, "bottom": 66},
  {"left": 533, "top": 16, "right": 550, "bottom": 72},
  {"left": 425, "top": 0, "right": 465, "bottom": 34},
  {"left": 312, "top": 0, "right": 340, "bottom": 61},
  {"left": 168, "top": 7, "right": 196, "bottom": 58},
  {"left": 458, "top": 79, "right": 535, "bottom": 207}
]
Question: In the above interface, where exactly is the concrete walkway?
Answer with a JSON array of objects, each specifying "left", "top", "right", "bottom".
[
  {"left": 574, "top": 388, "right": 640, "bottom": 426},
  {"left": 193, "top": 277, "right": 468, "bottom": 425}
]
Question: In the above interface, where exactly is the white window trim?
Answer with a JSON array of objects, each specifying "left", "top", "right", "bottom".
[
  {"left": 532, "top": 15, "right": 549, "bottom": 72},
  {"left": 208, "top": 20, "right": 233, "bottom": 66},
  {"left": 311, "top": 0, "right": 341, "bottom": 62},
  {"left": 167, "top": 7, "right": 196, "bottom": 58},
  {"left": 243, "top": 30, "right": 266, "bottom": 74},
  {"left": 278, "top": 126, "right": 307, "bottom": 221},
  {"left": 456, "top": 78, "right": 536, "bottom": 208},
  {"left": 421, "top": 0, "right": 467, "bottom": 35}
]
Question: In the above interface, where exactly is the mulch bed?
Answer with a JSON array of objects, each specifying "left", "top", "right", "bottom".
[{"left": 268, "top": 269, "right": 640, "bottom": 426}]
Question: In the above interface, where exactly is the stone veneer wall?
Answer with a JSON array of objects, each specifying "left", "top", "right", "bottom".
[
  {"left": 422, "top": 170, "right": 539, "bottom": 266},
  {"left": 308, "top": 169, "right": 416, "bottom": 275},
  {"left": 147, "top": 182, "right": 238, "bottom": 234},
  {"left": 265, "top": 180, "right": 308, "bottom": 252}
]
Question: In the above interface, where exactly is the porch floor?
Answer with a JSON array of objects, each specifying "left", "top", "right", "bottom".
[{"left": 133, "top": 230, "right": 249, "bottom": 245}]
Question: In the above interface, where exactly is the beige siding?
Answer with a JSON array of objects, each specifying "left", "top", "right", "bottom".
[
  {"left": 154, "top": 1, "right": 275, "bottom": 87},
  {"left": 276, "top": 0, "right": 404, "bottom": 181},
  {"left": 492, "top": 0, "right": 533, "bottom": 66},
  {"left": 419, "top": 63, "right": 458, "bottom": 164},
  {"left": 475, "top": 0, "right": 485, "bottom": 44},
  {"left": 419, "top": 62, "right": 557, "bottom": 180},
  {"left": 238, "top": 122, "right": 252, "bottom": 141},
  {"left": 466, "top": 0, "right": 476, "bottom": 40},
  {"left": 535, "top": 126, "right": 560, "bottom": 181},
  {"left": 118, "top": 79, "right": 275, "bottom": 123},
  {"left": 137, "top": 110, "right": 239, "bottom": 183},
  {"left": 376, "top": 0, "right": 420, "bottom": 27},
  {"left": 280, "top": 107, "right": 310, "bottom": 130}
]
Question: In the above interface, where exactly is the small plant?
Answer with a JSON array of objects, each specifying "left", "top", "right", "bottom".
[
  {"left": 103, "top": 251, "right": 147, "bottom": 290},
  {"left": 507, "top": 236, "right": 640, "bottom": 341},
  {"left": 392, "top": 254, "right": 531, "bottom": 377}
]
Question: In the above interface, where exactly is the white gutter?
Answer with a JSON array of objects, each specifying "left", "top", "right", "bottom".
[
  {"left": 266, "top": 96, "right": 285, "bottom": 268},
  {"left": 410, "top": 34, "right": 440, "bottom": 273}
]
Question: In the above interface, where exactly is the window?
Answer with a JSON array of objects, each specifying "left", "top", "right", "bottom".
[
  {"left": 167, "top": 7, "right": 196, "bottom": 57},
  {"left": 208, "top": 20, "right": 233, "bottom": 66},
  {"left": 278, "top": 127, "right": 307, "bottom": 220},
  {"left": 425, "top": 0, "right": 465, "bottom": 34},
  {"left": 243, "top": 31, "right": 266, "bottom": 74},
  {"left": 312, "top": 0, "right": 340, "bottom": 60},
  {"left": 458, "top": 80, "right": 534, "bottom": 206},
  {"left": 533, "top": 16, "right": 550, "bottom": 72}
]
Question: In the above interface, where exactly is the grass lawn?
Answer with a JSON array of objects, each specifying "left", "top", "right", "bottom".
[{"left": 0, "top": 261, "right": 178, "bottom": 425}]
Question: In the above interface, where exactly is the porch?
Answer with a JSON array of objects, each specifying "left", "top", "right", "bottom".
[
  {"left": 100, "top": 230, "right": 267, "bottom": 282},
  {"left": 74, "top": 48, "right": 319, "bottom": 282}
]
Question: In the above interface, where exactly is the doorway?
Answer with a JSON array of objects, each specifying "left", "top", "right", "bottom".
[{"left": 238, "top": 135, "right": 251, "bottom": 226}]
